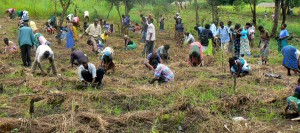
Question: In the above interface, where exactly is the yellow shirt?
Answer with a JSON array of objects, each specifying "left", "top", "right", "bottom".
[
  {"left": 29, "top": 21, "right": 38, "bottom": 31},
  {"left": 101, "top": 34, "right": 108, "bottom": 41}
]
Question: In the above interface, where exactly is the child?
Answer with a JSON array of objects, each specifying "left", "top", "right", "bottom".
[
  {"left": 44, "top": 22, "right": 55, "bottom": 34},
  {"left": 109, "top": 24, "right": 114, "bottom": 33},
  {"left": 286, "top": 78, "right": 300, "bottom": 115},
  {"left": 134, "top": 23, "right": 141, "bottom": 34},
  {"left": 3, "top": 38, "right": 18, "bottom": 54}
]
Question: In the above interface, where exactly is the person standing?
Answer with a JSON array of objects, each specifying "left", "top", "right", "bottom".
[
  {"left": 233, "top": 24, "right": 242, "bottom": 57},
  {"left": 210, "top": 20, "right": 218, "bottom": 37},
  {"left": 248, "top": 23, "right": 255, "bottom": 47},
  {"left": 144, "top": 18, "right": 156, "bottom": 56},
  {"left": 175, "top": 18, "right": 184, "bottom": 47},
  {"left": 258, "top": 26, "right": 270, "bottom": 65},
  {"left": 215, "top": 22, "right": 230, "bottom": 52},
  {"left": 31, "top": 45, "right": 57, "bottom": 76},
  {"left": 66, "top": 20, "right": 75, "bottom": 49},
  {"left": 277, "top": 24, "right": 289, "bottom": 53},
  {"left": 201, "top": 24, "right": 213, "bottom": 54},
  {"left": 140, "top": 17, "right": 148, "bottom": 43},
  {"left": 227, "top": 21, "right": 234, "bottom": 53},
  {"left": 18, "top": 22, "right": 36, "bottom": 67},
  {"left": 240, "top": 23, "right": 251, "bottom": 57},
  {"left": 159, "top": 15, "right": 165, "bottom": 32}
]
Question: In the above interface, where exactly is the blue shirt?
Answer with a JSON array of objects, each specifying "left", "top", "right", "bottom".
[
  {"left": 279, "top": 29, "right": 289, "bottom": 39},
  {"left": 216, "top": 26, "right": 230, "bottom": 43},
  {"left": 241, "top": 28, "right": 249, "bottom": 39}
]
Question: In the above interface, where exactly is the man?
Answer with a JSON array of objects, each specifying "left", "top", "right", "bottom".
[
  {"left": 189, "top": 42, "right": 203, "bottom": 67},
  {"left": 210, "top": 20, "right": 218, "bottom": 37},
  {"left": 122, "top": 15, "right": 130, "bottom": 35},
  {"left": 156, "top": 44, "right": 170, "bottom": 63},
  {"left": 194, "top": 25, "right": 204, "bottom": 40},
  {"left": 31, "top": 45, "right": 57, "bottom": 76},
  {"left": 184, "top": 32, "right": 195, "bottom": 45},
  {"left": 201, "top": 24, "right": 213, "bottom": 52},
  {"left": 78, "top": 58, "right": 105, "bottom": 89},
  {"left": 145, "top": 51, "right": 163, "bottom": 70},
  {"left": 18, "top": 22, "right": 36, "bottom": 67},
  {"left": 143, "top": 18, "right": 156, "bottom": 56},
  {"left": 71, "top": 47, "right": 88, "bottom": 67},
  {"left": 215, "top": 22, "right": 230, "bottom": 52},
  {"left": 149, "top": 60, "right": 174, "bottom": 84},
  {"left": 140, "top": 17, "right": 148, "bottom": 43},
  {"left": 100, "top": 47, "right": 115, "bottom": 73},
  {"left": 227, "top": 21, "right": 234, "bottom": 53},
  {"left": 81, "top": 19, "right": 102, "bottom": 41},
  {"left": 83, "top": 11, "right": 89, "bottom": 22}
]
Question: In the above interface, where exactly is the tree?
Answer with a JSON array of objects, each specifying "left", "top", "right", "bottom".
[
  {"left": 248, "top": 0, "right": 257, "bottom": 27},
  {"left": 207, "top": 0, "right": 220, "bottom": 22},
  {"left": 281, "top": 0, "right": 290, "bottom": 25},
  {"left": 123, "top": 0, "right": 135, "bottom": 15},
  {"left": 136, "top": 0, "right": 148, "bottom": 13},
  {"left": 271, "top": 0, "right": 281, "bottom": 37},
  {"left": 194, "top": 0, "right": 199, "bottom": 25},
  {"left": 106, "top": 0, "right": 122, "bottom": 33},
  {"left": 56, "top": 0, "right": 72, "bottom": 45}
]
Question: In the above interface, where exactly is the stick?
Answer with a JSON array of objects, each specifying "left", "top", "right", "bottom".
[{"left": 233, "top": 75, "right": 237, "bottom": 92}]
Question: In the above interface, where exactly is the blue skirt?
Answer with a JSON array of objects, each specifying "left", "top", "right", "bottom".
[{"left": 282, "top": 45, "right": 298, "bottom": 70}]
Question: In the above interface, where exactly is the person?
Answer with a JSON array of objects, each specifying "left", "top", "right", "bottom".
[
  {"left": 210, "top": 20, "right": 218, "bottom": 37},
  {"left": 81, "top": 19, "right": 102, "bottom": 42},
  {"left": 109, "top": 24, "right": 114, "bottom": 33},
  {"left": 122, "top": 15, "right": 130, "bottom": 35},
  {"left": 278, "top": 24, "right": 289, "bottom": 53},
  {"left": 3, "top": 38, "right": 18, "bottom": 54},
  {"left": 145, "top": 51, "right": 163, "bottom": 70},
  {"left": 215, "top": 22, "right": 230, "bottom": 52},
  {"left": 159, "top": 15, "right": 165, "bottom": 32},
  {"left": 229, "top": 57, "right": 251, "bottom": 77},
  {"left": 134, "top": 23, "right": 141, "bottom": 34},
  {"left": 240, "top": 23, "right": 251, "bottom": 57},
  {"left": 87, "top": 38, "right": 101, "bottom": 54},
  {"left": 184, "top": 32, "right": 195, "bottom": 45},
  {"left": 100, "top": 31, "right": 109, "bottom": 45},
  {"left": 31, "top": 45, "right": 57, "bottom": 76},
  {"left": 66, "top": 14, "right": 74, "bottom": 23},
  {"left": 175, "top": 18, "right": 184, "bottom": 47},
  {"left": 271, "top": 13, "right": 275, "bottom": 21},
  {"left": 5, "top": 8, "right": 16, "bottom": 19},
  {"left": 285, "top": 79, "right": 300, "bottom": 115},
  {"left": 29, "top": 20, "right": 38, "bottom": 32},
  {"left": 103, "top": 21, "right": 110, "bottom": 31},
  {"left": 71, "top": 47, "right": 88, "bottom": 67},
  {"left": 201, "top": 24, "right": 214, "bottom": 54},
  {"left": 83, "top": 11, "right": 89, "bottom": 22},
  {"left": 189, "top": 42, "right": 203, "bottom": 67},
  {"left": 48, "top": 14, "right": 58, "bottom": 28},
  {"left": 34, "top": 33, "right": 51, "bottom": 47},
  {"left": 18, "top": 22, "right": 36, "bottom": 67},
  {"left": 140, "top": 17, "right": 148, "bottom": 43},
  {"left": 174, "top": 12, "right": 181, "bottom": 22},
  {"left": 156, "top": 44, "right": 170, "bottom": 63},
  {"left": 78, "top": 58, "right": 105, "bottom": 89},
  {"left": 248, "top": 23, "right": 255, "bottom": 47},
  {"left": 66, "top": 20, "right": 75, "bottom": 49},
  {"left": 72, "top": 16, "right": 80, "bottom": 28},
  {"left": 233, "top": 24, "right": 242, "bottom": 57},
  {"left": 282, "top": 45, "right": 300, "bottom": 76},
  {"left": 194, "top": 25, "right": 204, "bottom": 40},
  {"left": 20, "top": 10, "right": 29, "bottom": 22},
  {"left": 227, "top": 21, "right": 234, "bottom": 53},
  {"left": 144, "top": 18, "right": 156, "bottom": 56},
  {"left": 44, "top": 22, "right": 55, "bottom": 34},
  {"left": 149, "top": 60, "right": 174, "bottom": 84},
  {"left": 100, "top": 47, "right": 115, "bottom": 73},
  {"left": 124, "top": 35, "right": 137, "bottom": 50},
  {"left": 258, "top": 26, "right": 270, "bottom": 65}
]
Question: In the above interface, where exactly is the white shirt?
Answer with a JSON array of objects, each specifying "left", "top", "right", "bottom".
[
  {"left": 184, "top": 34, "right": 195, "bottom": 44},
  {"left": 78, "top": 63, "right": 96, "bottom": 81},
  {"left": 146, "top": 23, "right": 156, "bottom": 41},
  {"left": 210, "top": 23, "right": 217, "bottom": 37},
  {"left": 248, "top": 26, "right": 255, "bottom": 39},
  {"left": 85, "top": 24, "right": 102, "bottom": 38},
  {"left": 157, "top": 46, "right": 168, "bottom": 55},
  {"left": 101, "top": 47, "right": 115, "bottom": 57},
  {"left": 35, "top": 45, "right": 54, "bottom": 63},
  {"left": 84, "top": 11, "right": 89, "bottom": 17}
]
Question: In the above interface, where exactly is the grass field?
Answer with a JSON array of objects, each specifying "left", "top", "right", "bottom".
[{"left": 1, "top": 0, "right": 300, "bottom": 132}]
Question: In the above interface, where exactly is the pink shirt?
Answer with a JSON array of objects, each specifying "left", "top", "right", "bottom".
[
  {"left": 38, "top": 36, "right": 48, "bottom": 45},
  {"left": 8, "top": 8, "right": 15, "bottom": 13},
  {"left": 189, "top": 42, "right": 203, "bottom": 58},
  {"left": 73, "top": 17, "right": 79, "bottom": 23}
]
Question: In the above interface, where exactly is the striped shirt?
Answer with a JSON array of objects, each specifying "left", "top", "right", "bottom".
[{"left": 154, "top": 64, "right": 174, "bottom": 82}]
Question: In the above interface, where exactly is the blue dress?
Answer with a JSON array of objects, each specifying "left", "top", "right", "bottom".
[
  {"left": 282, "top": 45, "right": 298, "bottom": 70},
  {"left": 66, "top": 28, "right": 74, "bottom": 49}
]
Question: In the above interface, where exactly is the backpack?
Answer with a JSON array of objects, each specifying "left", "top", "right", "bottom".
[{"left": 200, "top": 31, "right": 209, "bottom": 46}]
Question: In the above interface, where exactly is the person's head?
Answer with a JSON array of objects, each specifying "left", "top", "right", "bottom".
[
  {"left": 281, "top": 23, "right": 287, "bottom": 30},
  {"left": 205, "top": 24, "right": 210, "bottom": 29},
  {"left": 135, "top": 23, "right": 139, "bottom": 26},
  {"left": 228, "top": 57, "right": 235, "bottom": 66},
  {"left": 194, "top": 26, "right": 198, "bottom": 31},
  {"left": 80, "top": 58, "right": 89, "bottom": 69},
  {"left": 87, "top": 39, "right": 93, "bottom": 46},
  {"left": 151, "top": 60, "right": 159, "bottom": 69},
  {"left": 220, "top": 21, "right": 224, "bottom": 28},
  {"left": 4, "top": 38, "right": 9, "bottom": 45},
  {"left": 43, "top": 51, "right": 51, "bottom": 59},
  {"left": 213, "top": 20, "right": 218, "bottom": 25},
  {"left": 151, "top": 51, "right": 158, "bottom": 59},
  {"left": 94, "top": 19, "right": 99, "bottom": 25},
  {"left": 191, "top": 51, "right": 200, "bottom": 67},
  {"left": 164, "top": 44, "right": 170, "bottom": 51},
  {"left": 228, "top": 21, "right": 232, "bottom": 26},
  {"left": 245, "top": 22, "right": 251, "bottom": 29},
  {"left": 294, "top": 86, "right": 300, "bottom": 98},
  {"left": 258, "top": 25, "right": 264, "bottom": 32},
  {"left": 104, "top": 31, "right": 108, "bottom": 35},
  {"left": 176, "top": 18, "right": 182, "bottom": 24},
  {"left": 235, "top": 23, "right": 241, "bottom": 30},
  {"left": 45, "top": 22, "right": 49, "bottom": 25},
  {"left": 103, "top": 20, "right": 106, "bottom": 24},
  {"left": 110, "top": 24, "right": 113, "bottom": 27},
  {"left": 104, "top": 51, "right": 111, "bottom": 59},
  {"left": 140, "top": 14, "right": 144, "bottom": 18},
  {"left": 122, "top": 15, "right": 125, "bottom": 18},
  {"left": 185, "top": 32, "right": 190, "bottom": 36}
]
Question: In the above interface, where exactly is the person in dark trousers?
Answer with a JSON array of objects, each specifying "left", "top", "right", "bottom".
[
  {"left": 18, "top": 22, "right": 36, "bottom": 67},
  {"left": 71, "top": 47, "right": 88, "bottom": 67},
  {"left": 78, "top": 58, "right": 105, "bottom": 89}
]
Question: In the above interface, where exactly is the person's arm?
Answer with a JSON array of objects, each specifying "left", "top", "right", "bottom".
[
  {"left": 145, "top": 59, "right": 154, "bottom": 70},
  {"left": 71, "top": 53, "right": 75, "bottom": 67},
  {"left": 81, "top": 25, "right": 90, "bottom": 38},
  {"left": 149, "top": 77, "right": 159, "bottom": 84},
  {"left": 78, "top": 67, "right": 85, "bottom": 82},
  {"left": 91, "top": 64, "right": 97, "bottom": 84}
]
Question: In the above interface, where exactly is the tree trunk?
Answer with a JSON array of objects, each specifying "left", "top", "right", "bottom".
[
  {"left": 249, "top": 0, "right": 257, "bottom": 27},
  {"left": 281, "top": 0, "right": 289, "bottom": 25},
  {"left": 57, "top": 0, "right": 72, "bottom": 45},
  {"left": 195, "top": 0, "right": 199, "bottom": 25},
  {"left": 106, "top": 3, "right": 114, "bottom": 19},
  {"left": 124, "top": 0, "right": 128, "bottom": 15},
  {"left": 271, "top": 0, "right": 281, "bottom": 37},
  {"left": 116, "top": 6, "right": 122, "bottom": 34}
]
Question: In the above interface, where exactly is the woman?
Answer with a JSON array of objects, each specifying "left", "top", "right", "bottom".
[
  {"left": 282, "top": 45, "right": 300, "bottom": 76},
  {"left": 285, "top": 79, "right": 300, "bottom": 115},
  {"left": 159, "top": 15, "right": 165, "bottom": 32},
  {"left": 240, "top": 23, "right": 251, "bottom": 57},
  {"left": 229, "top": 57, "right": 251, "bottom": 77},
  {"left": 189, "top": 42, "right": 203, "bottom": 67},
  {"left": 124, "top": 35, "right": 137, "bottom": 50},
  {"left": 278, "top": 24, "right": 289, "bottom": 53},
  {"left": 233, "top": 24, "right": 242, "bottom": 57},
  {"left": 175, "top": 18, "right": 184, "bottom": 47},
  {"left": 258, "top": 26, "right": 270, "bottom": 65},
  {"left": 66, "top": 20, "right": 75, "bottom": 49}
]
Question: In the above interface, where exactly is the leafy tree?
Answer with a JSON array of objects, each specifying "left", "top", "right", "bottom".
[{"left": 207, "top": 0, "right": 221, "bottom": 22}]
